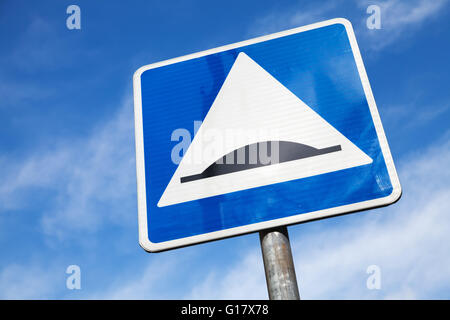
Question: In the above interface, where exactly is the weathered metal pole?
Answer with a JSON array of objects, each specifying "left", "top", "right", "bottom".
[{"left": 259, "top": 226, "right": 300, "bottom": 300}]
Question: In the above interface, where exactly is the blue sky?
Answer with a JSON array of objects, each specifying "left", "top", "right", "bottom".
[{"left": 0, "top": 0, "right": 449, "bottom": 299}]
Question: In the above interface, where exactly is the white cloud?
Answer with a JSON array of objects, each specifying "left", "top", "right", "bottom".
[
  {"left": 2, "top": 16, "right": 88, "bottom": 73},
  {"left": 358, "top": 0, "right": 449, "bottom": 50},
  {"left": 0, "top": 263, "right": 59, "bottom": 299},
  {"left": 41, "top": 97, "right": 137, "bottom": 238},
  {"left": 88, "top": 247, "right": 268, "bottom": 300},
  {"left": 371, "top": 0, "right": 447, "bottom": 28},
  {"left": 247, "top": 2, "right": 337, "bottom": 37},
  {"left": 246, "top": 0, "right": 448, "bottom": 51},
  {"left": 0, "top": 95, "right": 136, "bottom": 239},
  {"left": 89, "top": 256, "right": 181, "bottom": 300},
  {"left": 187, "top": 251, "right": 267, "bottom": 299},
  {"left": 382, "top": 103, "right": 449, "bottom": 129}
]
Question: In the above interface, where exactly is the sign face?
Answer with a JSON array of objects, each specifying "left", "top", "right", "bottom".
[{"left": 133, "top": 18, "right": 401, "bottom": 252}]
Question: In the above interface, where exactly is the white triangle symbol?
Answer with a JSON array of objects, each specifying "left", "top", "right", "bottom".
[{"left": 158, "top": 52, "right": 372, "bottom": 207}]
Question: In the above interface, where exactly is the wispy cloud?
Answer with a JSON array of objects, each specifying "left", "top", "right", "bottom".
[
  {"left": 187, "top": 251, "right": 266, "bottom": 299},
  {"left": 88, "top": 255, "right": 182, "bottom": 299},
  {"left": 362, "top": 0, "right": 448, "bottom": 28},
  {"left": 247, "top": 1, "right": 337, "bottom": 37},
  {"left": 0, "top": 95, "right": 136, "bottom": 239},
  {"left": 1, "top": 16, "right": 92, "bottom": 73},
  {"left": 0, "top": 263, "right": 59, "bottom": 299},
  {"left": 84, "top": 246, "right": 267, "bottom": 300},
  {"left": 357, "top": 0, "right": 449, "bottom": 50},
  {"left": 246, "top": 0, "right": 448, "bottom": 51},
  {"left": 382, "top": 102, "right": 449, "bottom": 132}
]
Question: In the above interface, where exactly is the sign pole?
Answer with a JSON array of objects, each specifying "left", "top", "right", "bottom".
[{"left": 259, "top": 227, "right": 300, "bottom": 300}]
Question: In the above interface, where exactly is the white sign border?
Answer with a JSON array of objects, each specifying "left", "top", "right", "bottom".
[{"left": 133, "top": 18, "right": 402, "bottom": 252}]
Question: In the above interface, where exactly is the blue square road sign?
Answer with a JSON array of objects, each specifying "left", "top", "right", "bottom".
[{"left": 133, "top": 18, "right": 402, "bottom": 252}]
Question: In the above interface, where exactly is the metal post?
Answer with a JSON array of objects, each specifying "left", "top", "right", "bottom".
[{"left": 259, "top": 226, "right": 300, "bottom": 300}]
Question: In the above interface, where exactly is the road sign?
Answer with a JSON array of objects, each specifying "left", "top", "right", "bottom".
[{"left": 133, "top": 18, "right": 401, "bottom": 252}]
